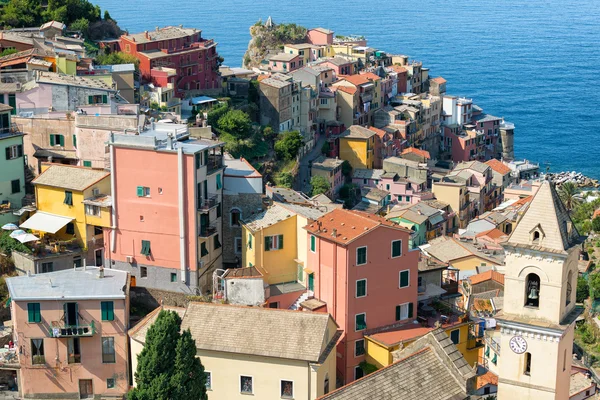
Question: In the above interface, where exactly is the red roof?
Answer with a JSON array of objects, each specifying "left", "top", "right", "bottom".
[
  {"left": 485, "top": 159, "right": 511, "bottom": 175},
  {"left": 368, "top": 126, "right": 386, "bottom": 138},
  {"left": 593, "top": 209, "right": 600, "bottom": 220},
  {"left": 401, "top": 147, "right": 431, "bottom": 159},
  {"left": 304, "top": 209, "right": 409, "bottom": 245},
  {"left": 513, "top": 195, "right": 533, "bottom": 207},
  {"left": 431, "top": 77, "right": 447, "bottom": 84},
  {"left": 340, "top": 72, "right": 380, "bottom": 86},
  {"left": 334, "top": 85, "right": 357, "bottom": 95},
  {"left": 469, "top": 270, "right": 505, "bottom": 286},
  {"left": 389, "top": 65, "right": 407, "bottom": 74},
  {"left": 476, "top": 228, "right": 508, "bottom": 240},
  {"left": 476, "top": 371, "right": 498, "bottom": 389}
]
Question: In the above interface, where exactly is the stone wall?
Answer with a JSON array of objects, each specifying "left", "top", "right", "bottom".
[{"left": 221, "top": 193, "right": 263, "bottom": 267}]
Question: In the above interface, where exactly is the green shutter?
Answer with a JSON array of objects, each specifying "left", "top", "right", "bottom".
[
  {"left": 137, "top": 186, "right": 144, "bottom": 197},
  {"left": 357, "top": 247, "right": 366, "bottom": 265},
  {"left": 408, "top": 302, "right": 413, "bottom": 318},
  {"left": 356, "top": 314, "right": 366, "bottom": 331},
  {"left": 395, "top": 305, "right": 401, "bottom": 321},
  {"left": 101, "top": 301, "right": 114, "bottom": 321},
  {"left": 83, "top": 161, "right": 91, "bottom": 167},
  {"left": 216, "top": 174, "right": 222, "bottom": 190},
  {"left": 248, "top": 234, "right": 252, "bottom": 249},
  {"left": 400, "top": 270, "right": 409, "bottom": 288},
  {"left": 357, "top": 280, "right": 366, "bottom": 297},
  {"left": 64, "top": 191, "right": 72, "bottom": 205},
  {"left": 141, "top": 240, "right": 151, "bottom": 256},
  {"left": 88, "top": 95, "right": 93, "bottom": 104},
  {"left": 59, "top": 135, "right": 65, "bottom": 146},
  {"left": 392, "top": 240, "right": 402, "bottom": 257},
  {"left": 50, "top": 135, "right": 55, "bottom": 146},
  {"left": 28, "top": 303, "right": 40, "bottom": 323},
  {"left": 214, "top": 235, "right": 221, "bottom": 250},
  {"left": 278, "top": 235, "right": 284, "bottom": 249},
  {"left": 73, "top": 135, "right": 77, "bottom": 147},
  {"left": 492, "top": 353, "right": 497, "bottom": 365},
  {"left": 102, "top": 95, "right": 108, "bottom": 104},
  {"left": 265, "top": 236, "right": 271, "bottom": 251},
  {"left": 195, "top": 153, "right": 200, "bottom": 169},
  {"left": 485, "top": 346, "right": 490, "bottom": 358},
  {"left": 310, "top": 235, "right": 316, "bottom": 252}
]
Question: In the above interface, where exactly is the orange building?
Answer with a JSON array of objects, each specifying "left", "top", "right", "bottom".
[{"left": 304, "top": 209, "right": 419, "bottom": 384}]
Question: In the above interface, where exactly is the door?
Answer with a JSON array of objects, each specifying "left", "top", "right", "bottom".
[
  {"left": 78, "top": 379, "right": 93, "bottom": 399},
  {"left": 65, "top": 303, "right": 78, "bottom": 327},
  {"left": 308, "top": 273, "right": 314, "bottom": 292},
  {"left": 94, "top": 249, "right": 103, "bottom": 267}
]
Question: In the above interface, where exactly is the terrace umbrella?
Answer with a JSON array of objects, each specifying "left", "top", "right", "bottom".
[
  {"left": 9, "top": 230, "right": 26, "bottom": 239},
  {"left": 15, "top": 233, "right": 39, "bottom": 244},
  {"left": 1, "top": 223, "right": 18, "bottom": 231}
]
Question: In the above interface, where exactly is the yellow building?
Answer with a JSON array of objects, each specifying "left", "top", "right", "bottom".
[
  {"left": 432, "top": 181, "right": 470, "bottom": 229},
  {"left": 241, "top": 202, "right": 330, "bottom": 286},
  {"left": 130, "top": 302, "right": 340, "bottom": 400},
  {"left": 422, "top": 236, "right": 502, "bottom": 274},
  {"left": 55, "top": 54, "right": 77, "bottom": 75},
  {"left": 21, "top": 164, "right": 111, "bottom": 265},
  {"left": 364, "top": 320, "right": 481, "bottom": 369},
  {"left": 336, "top": 125, "right": 376, "bottom": 170}
]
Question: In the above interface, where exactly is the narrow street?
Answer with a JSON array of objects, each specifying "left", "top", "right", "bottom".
[{"left": 296, "top": 135, "right": 327, "bottom": 195}]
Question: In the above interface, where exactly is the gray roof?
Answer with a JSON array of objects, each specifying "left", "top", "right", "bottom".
[
  {"left": 505, "top": 180, "right": 580, "bottom": 254},
  {"left": 352, "top": 201, "right": 383, "bottom": 214},
  {"left": 7, "top": 267, "right": 129, "bottom": 301},
  {"left": 242, "top": 203, "right": 295, "bottom": 232},
  {"left": 361, "top": 186, "right": 388, "bottom": 201},
  {"left": 268, "top": 52, "right": 298, "bottom": 62},
  {"left": 36, "top": 72, "right": 115, "bottom": 91},
  {"left": 338, "top": 125, "right": 376, "bottom": 139},
  {"left": 33, "top": 165, "right": 110, "bottom": 191},
  {"left": 423, "top": 236, "right": 473, "bottom": 263},
  {"left": 0, "top": 104, "right": 12, "bottom": 113},
  {"left": 181, "top": 302, "right": 334, "bottom": 362},
  {"left": 276, "top": 202, "right": 329, "bottom": 221},
  {"left": 123, "top": 26, "right": 199, "bottom": 44},
  {"left": 129, "top": 306, "right": 186, "bottom": 344},
  {"left": 224, "top": 156, "right": 261, "bottom": 177},
  {"left": 472, "top": 113, "right": 501, "bottom": 123},
  {"left": 321, "top": 56, "right": 355, "bottom": 66},
  {"left": 260, "top": 77, "right": 292, "bottom": 88},
  {"left": 453, "top": 160, "right": 490, "bottom": 174},
  {"left": 321, "top": 329, "right": 473, "bottom": 400},
  {"left": 353, "top": 168, "right": 384, "bottom": 180},
  {"left": 311, "top": 155, "right": 344, "bottom": 171},
  {"left": 266, "top": 187, "right": 311, "bottom": 204}
]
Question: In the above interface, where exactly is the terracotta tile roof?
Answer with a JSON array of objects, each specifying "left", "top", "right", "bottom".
[
  {"left": 304, "top": 209, "right": 409, "bottom": 245},
  {"left": 431, "top": 77, "right": 447, "bottom": 84},
  {"left": 222, "top": 266, "right": 262, "bottom": 279},
  {"left": 469, "top": 270, "right": 505, "bottom": 286},
  {"left": 367, "top": 126, "right": 386, "bottom": 138},
  {"left": 334, "top": 85, "right": 357, "bottom": 95},
  {"left": 401, "top": 147, "right": 431, "bottom": 159},
  {"left": 476, "top": 371, "right": 498, "bottom": 389},
  {"left": 389, "top": 65, "right": 407, "bottom": 74},
  {"left": 33, "top": 165, "right": 110, "bottom": 191},
  {"left": 486, "top": 159, "right": 511, "bottom": 175},
  {"left": 256, "top": 74, "right": 270, "bottom": 82},
  {"left": 476, "top": 228, "right": 508, "bottom": 240},
  {"left": 368, "top": 325, "right": 433, "bottom": 347},
  {"left": 593, "top": 209, "right": 600, "bottom": 220},
  {"left": 129, "top": 306, "right": 187, "bottom": 344},
  {"left": 512, "top": 195, "right": 533, "bottom": 207},
  {"left": 339, "top": 72, "right": 380, "bottom": 87}
]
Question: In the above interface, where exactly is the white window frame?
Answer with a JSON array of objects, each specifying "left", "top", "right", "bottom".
[
  {"left": 356, "top": 279, "right": 367, "bottom": 298},
  {"left": 356, "top": 246, "right": 367, "bottom": 266},
  {"left": 399, "top": 269, "right": 410, "bottom": 288},
  {"left": 310, "top": 235, "right": 316, "bottom": 253},
  {"left": 240, "top": 375, "right": 253, "bottom": 395},
  {"left": 397, "top": 302, "right": 409, "bottom": 321},
  {"left": 85, "top": 204, "right": 101, "bottom": 217},
  {"left": 266, "top": 234, "right": 282, "bottom": 251},
  {"left": 234, "top": 237, "right": 242, "bottom": 255},
  {"left": 354, "top": 338, "right": 365, "bottom": 358},
  {"left": 205, "top": 371, "right": 212, "bottom": 390},
  {"left": 280, "top": 379, "right": 294, "bottom": 399},
  {"left": 355, "top": 312, "right": 366, "bottom": 332},
  {"left": 391, "top": 239, "right": 402, "bottom": 258},
  {"left": 6, "top": 145, "right": 19, "bottom": 159}
]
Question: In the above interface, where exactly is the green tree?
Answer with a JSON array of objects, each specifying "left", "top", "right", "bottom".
[
  {"left": 321, "top": 141, "right": 330, "bottom": 155},
  {"left": 593, "top": 217, "right": 600, "bottom": 232},
  {"left": 310, "top": 175, "right": 330, "bottom": 197},
  {"left": 341, "top": 160, "right": 352, "bottom": 177},
  {"left": 589, "top": 273, "right": 600, "bottom": 300},
  {"left": 206, "top": 103, "right": 229, "bottom": 130},
  {"left": 129, "top": 310, "right": 207, "bottom": 400},
  {"left": 95, "top": 51, "right": 139, "bottom": 68},
  {"left": 558, "top": 182, "right": 581, "bottom": 212},
  {"left": 275, "top": 172, "right": 293, "bottom": 188},
  {"left": 70, "top": 17, "right": 89, "bottom": 35},
  {"left": 274, "top": 131, "right": 303, "bottom": 161},
  {"left": 170, "top": 330, "right": 207, "bottom": 399},
  {"left": 262, "top": 126, "right": 277, "bottom": 144},
  {"left": 217, "top": 110, "right": 252, "bottom": 140},
  {"left": 103, "top": 10, "right": 112, "bottom": 21},
  {"left": 577, "top": 277, "right": 590, "bottom": 303},
  {"left": 1, "top": 0, "right": 42, "bottom": 28}
]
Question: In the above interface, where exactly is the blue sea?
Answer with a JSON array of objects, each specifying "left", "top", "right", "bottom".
[{"left": 92, "top": 0, "right": 600, "bottom": 178}]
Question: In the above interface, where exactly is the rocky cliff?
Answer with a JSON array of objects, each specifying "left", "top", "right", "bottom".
[{"left": 242, "top": 17, "right": 308, "bottom": 69}]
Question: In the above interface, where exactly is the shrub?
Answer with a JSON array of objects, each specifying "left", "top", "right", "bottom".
[
  {"left": 310, "top": 176, "right": 330, "bottom": 197},
  {"left": 274, "top": 131, "right": 303, "bottom": 161},
  {"left": 577, "top": 277, "right": 590, "bottom": 303}
]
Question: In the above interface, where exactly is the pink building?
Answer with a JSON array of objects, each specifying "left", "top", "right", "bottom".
[
  {"left": 107, "top": 129, "right": 225, "bottom": 293},
  {"left": 377, "top": 172, "right": 432, "bottom": 205},
  {"left": 6, "top": 267, "right": 130, "bottom": 399},
  {"left": 319, "top": 57, "right": 358, "bottom": 76},
  {"left": 304, "top": 209, "right": 419, "bottom": 384},
  {"left": 267, "top": 53, "right": 300, "bottom": 73},
  {"left": 307, "top": 27, "right": 334, "bottom": 45}
]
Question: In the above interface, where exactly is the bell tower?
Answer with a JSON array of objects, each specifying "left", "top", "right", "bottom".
[{"left": 497, "top": 181, "right": 582, "bottom": 400}]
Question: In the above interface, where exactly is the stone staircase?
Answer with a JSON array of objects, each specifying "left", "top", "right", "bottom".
[{"left": 289, "top": 290, "right": 314, "bottom": 310}]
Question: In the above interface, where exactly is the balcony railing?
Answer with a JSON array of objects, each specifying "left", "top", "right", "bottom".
[
  {"left": 50, "top": 321, "right": 96, "bottom": 338},
  {"left": 207, "top": 154, "right": 223, "bottom": 174},
  {"left": 441, "top": 278, "right": 459, "bottom": 294},
  {"left": 199, "top": 223, "right": 217, "bottom": 237},
  {"left": 198, "top": 194, "right": 219, "bottom": 211}
]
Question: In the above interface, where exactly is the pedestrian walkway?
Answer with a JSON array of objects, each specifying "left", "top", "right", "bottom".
[{"left": 296, "top": 135, "right": 327, "bottom": 194}]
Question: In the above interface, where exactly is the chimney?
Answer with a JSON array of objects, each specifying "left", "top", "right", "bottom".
[
  {"left": 99, "top": 266, "right": 105, "bottom": 279},
  {"left": 332, "top": 228, "right": 337, "bottom": 237},
  {"left": 167, "top": 133, "right": 174, "bottom": 149},
  {"left": 144, "top": 31, "right": 149, "bottom": 39}
]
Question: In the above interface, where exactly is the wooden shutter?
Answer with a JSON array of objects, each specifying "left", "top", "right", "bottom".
[
  {"left": 248, "top": 234, "right": 252, "bottom": 249},
  {"left": 264, "top": 236, "right": 271, "bottom": 251},
  {"left": 59, "top": 135, "right": 65, "bottom": 146},
  {"left": 88, "top": 95, "right": 93, "bottom": 105},
  {"left": 16, "top": 144, "right": 22, "bottom": 157},
  {"left": 102, "top": 95, "right": 108, "bottom": 104},
  {"left": 73, "top": 135, "right": 77, "bottom": 147},
  {"left": 400, "top": 271, "right": 409, "bottom": 287},
  {"left": 5, "top": 147, "right": 10, "bottom": 160},
  {"left": 278, "top": 235, "right": 284, "bottom": 249},
  {"left": 408, "top": 302, "right": 413, "bottom": 318},
  {"left": 50, "top": 135, "right": 55, "bottom": 146},
  {"left": 395, "top": 305, "right": 401, "bottom": 321},
  {"left": 137, "top": 186, "right": 144, "bottom": 197}
]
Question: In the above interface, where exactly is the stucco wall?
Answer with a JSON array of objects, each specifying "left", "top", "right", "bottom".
[
  {"left": 225, "top": 277, "right": 264, "bottom": 306},
  {"left": 13, "top": 250, "right": 82, "bottom": 275}
]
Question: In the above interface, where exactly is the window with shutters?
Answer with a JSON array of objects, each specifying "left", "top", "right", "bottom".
[
  {"left": 89, "top": 95, "right": 108, "bottom": 105},
  {"left": 356, "top": 246, "right": 367, "bottom": 266},
  {"left": 27, "top": 303, "right": 41, "bottom": 323},
  {"left": 101, "top": 301, "right": 114, "bottom": 321},
  {"left": 140, "top": 240, "right": 151, "bottom": 256},
  {"left": 5, "top": 144, "right": 22, "bottom": 160},
  {"left": 64, "top": 191, "right": 73, "bottom": 206},
  {"left": 391, "top": 240, "right": 402, "bottom": 258},
  {"left": 356, "top": 279, "right": 367, "bottom": 298},
  {"left": 170, "top": 273, "right": 177, "bottom": 282},
  {"left": 395, "top": 303, "right": 413, "bottom": 321},
  {"left": 264, "top": 235, "right": 283, "bottom": 251},
  {"left": 230, "top": 209, "right": 241, "bottom": 227},
  {"left": 85, "top": 204, "right": 101, "bottom": 217},
  {"left": 41, "top": 262, "right": 53, "bottom": 273},
  {"left": 72, "top": 135, "right": 77, "bottom": 147},
  {"left": 140, "top": 266, "right": 147, "bottom": 278},
  {"left": 136, "top": 186, "right": 150, "bottom": 197},
  {"left": 354, "top": 339, "right": 365, "bottom": 357},
  {"left": 450, "top": 329, "right": 460, "bottom": 345},
  {"left": 216, "top": 174, "right": 222, "bottom": 190},
  {"left": 11, "top": 179, "right": 20, "bottom": 194},
  {"left": 83, "top": 161, "right": 92, "bottom": 167},
  {"left": 49, "top": 134, "right": 64, "bottom": 147},
  {"left": 101, "top": 337, "right": 115, "bottom": 363},
  {"left": 310, "top": 235, "right": 316, "bottom": 252},
  {"left": 248, "top": 234, "right": 253, "bottom": 249},
  {"left": 399, "top": 270, "right": 410, "bottom": 288},
  {"left": 355, "top": 313, "right": 366, "bottom": 331},
  {"left": 214, "top": 234, "right": 221, "bottom": 250}
]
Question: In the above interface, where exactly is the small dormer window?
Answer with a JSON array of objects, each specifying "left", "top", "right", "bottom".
[
  {"left": 533, "top": 231, "right": 540, "bottom": 242},
  {"left": 530, "top": 224, "right": 545, "bottom": 245}
]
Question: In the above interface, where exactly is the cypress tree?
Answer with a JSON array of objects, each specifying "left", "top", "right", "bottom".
[{"left": 170, "top": 329, "right": 207, "bottom": 400}]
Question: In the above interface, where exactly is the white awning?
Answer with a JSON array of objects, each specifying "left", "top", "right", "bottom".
[{"left": 20, "top": 212, "right": 73, "bottom": 234}]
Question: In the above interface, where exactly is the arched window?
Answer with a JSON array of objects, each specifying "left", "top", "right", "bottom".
[
  {"left": 524, "top": 352, "right": 532, "bottom": 375},
  {"left": 566, "top": 270, "right": 573, "bottom": 306},
  {"left": 525, "top": 273, "right": 540, "bottom": 308},
  {"left": 533, "top": 231, "right": 540, "bottom": 242},
  {"left": 230, "top": 208, "right": 241, "bottom": 227}
]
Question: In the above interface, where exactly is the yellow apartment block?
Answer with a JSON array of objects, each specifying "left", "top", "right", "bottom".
[{"left": 337, "top": 125, "right": 376, "bottom": 170}]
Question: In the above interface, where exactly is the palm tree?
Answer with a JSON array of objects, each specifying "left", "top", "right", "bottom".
[{"left": 558, "top": 182, "right": 581, "bottom": 211}]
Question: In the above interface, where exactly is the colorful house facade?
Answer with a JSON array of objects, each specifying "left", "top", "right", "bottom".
[{"left": 0, "top": 104, "right": 25, "bottom": 225}]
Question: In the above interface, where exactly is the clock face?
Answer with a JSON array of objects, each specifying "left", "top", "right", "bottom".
[{"left": 509, "top": 336, "right": 528, "bottom": 354}]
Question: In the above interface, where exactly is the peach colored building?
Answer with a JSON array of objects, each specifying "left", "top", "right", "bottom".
[
  {"left": 107, "top": 128, "right": 225, "bottom": 294},
  {"left": 307, "top": 28, "right": 334, "bottom": 46},
  {"left": 7, "top": 267, "right": 130, "bottom": 399},
  {"left": 304, "top": 209, "right": 419, "bottom": 384}
]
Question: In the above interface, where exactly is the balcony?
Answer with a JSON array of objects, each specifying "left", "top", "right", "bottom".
[
  {"left": 207, "top": 154, "right": 224, "bottom": 174},
  {"left": 50, "top": 321, "right": 96, "bottom": 338},
  {"left": 199, "top": 222, "right": 217, "bottom": 237},
  {"left": 417, "top": 298, "right": 467, "bottom": 329},
  {"left": 198, "top": 194, "right": 219, "bottom": 211}
]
